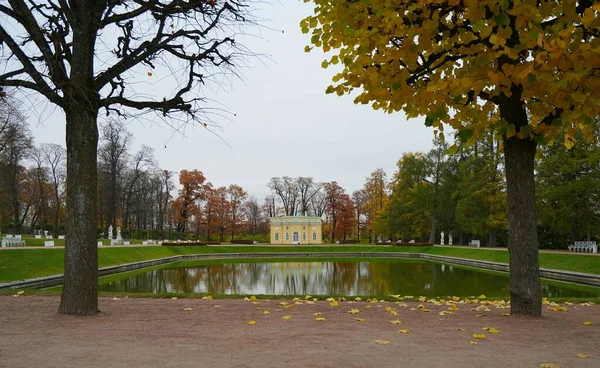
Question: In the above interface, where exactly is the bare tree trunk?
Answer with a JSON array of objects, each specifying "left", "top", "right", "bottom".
[
  {"left": 501, "top": 83, "right": 541, "bottom": 317},
  {"left": 58, "top": 19, "right": 100, "bottom": 315}
]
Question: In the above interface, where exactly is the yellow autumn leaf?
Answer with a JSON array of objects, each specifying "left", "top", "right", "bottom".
[
  {"left": 575, "top": 353, "right": 589, "bottom": 358},
  {"left": 202, "top": 295, "right": 213, "bottom": 300},
  {"left": 421, "top": 308, "right": 432, "bottom": 313},
  {"left": 262, "top": 310, "right": 270, "bottom": 315},
  {"left": 374, "top": 339, "right": 390, "bottom": 345},
  {"left": 418, "top": 296, "right": 427, "bottom": 302},
  {"left": 450, "top": 304, "right": 459, "bottom": 311},
  {"left": 246, "top": 320, "right": 257, "bottom": 325},
  {"left": 305, "top": 295, "right": 312, "bottom": 300},
  {"left": 365, "top": 305, "right": 372, "bottom": 309},
  {"left": 457, "top": 328, "right": 465, "bottom": 331},
  {"left": 398, "top": 329, "right": 410, "bottom": 334},
  {"left": 483, "top": 327, "right": 501, "bottom": 334},
  {"left": 17, "top": 290, "right": 24, "bottom": 295},
  {"left": 370, "top": 298, "right": 379, "bottom": 303},
  {"left": 583, "top": 321, "right": 592, "bottom": 326},
  {"left": 502, "top": 313, "right": 510, "bottom": 317},
  {"left": 581, "top": 8, "right": 595, "bottom": 24},
  {"left": 469, "top": 341, "right": 479, "bottom": 345},
  {"left": 282, "top": 315, "right": 291, "bottom": 320},
  {"left": 214, "top": 305, "right": 222, "bottom": 308},
  {"left": 184, "top": 308, "right": 192, "bottom": 311},
  {"left": 348, "top": 309, "right": 360, "bottom": 314},
  {"left": 249, "top": 295, "right": 257, "bottom": 301},
  {"left": 478, "top": 294, "right": 487, "bottom": 300},
  {"left": 572, "top": 91, "right": 587, "bottom": 103},
  {"left": 313, "top": 312, "right": 322, "bottom": 316},
  {"left": 330, "top": 300, "right": 339, "bottom": 307},
  {"left": 355, "top": 297, "right": 362, "bottom": 301},
  {"left": 472, "top": 334, "right": 486, "bottom": 339},
  {"left": 171, "top": 297, "right": 178, "bottom": 300},
  {"left": 355, "top": 318, "right": 366, "bottom": 322},
  {"left": 112, "top": 297, "right": 119, "bottom": 301},
  {"left": 389, "top": 319, "right": 402, "bottom": 325},
  {"left": 315, "top": 317, "right": 326, "bottom": 322},
  {"left": 540, "top": 364, "right": 560, "bottom": 368}
]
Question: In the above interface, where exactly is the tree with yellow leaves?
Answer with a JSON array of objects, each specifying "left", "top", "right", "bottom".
[{"left": 302, "top": 0, "right": 600, "bottom": 315}]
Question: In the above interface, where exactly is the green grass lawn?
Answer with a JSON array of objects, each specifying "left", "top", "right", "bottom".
[{"left": 0, "top": 244, "right": 598, "bottom": 284}]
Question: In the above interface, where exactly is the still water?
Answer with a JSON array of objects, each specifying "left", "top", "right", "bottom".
[{"left": 98, "top": 258, "right": 600, "bottom": 298}]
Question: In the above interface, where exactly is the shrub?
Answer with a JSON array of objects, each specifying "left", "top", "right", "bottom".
[{"left": 338, "top": 239, "right": 360, "bottom": 244}]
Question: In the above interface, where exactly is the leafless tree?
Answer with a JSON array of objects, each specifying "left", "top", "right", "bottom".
[
  {"left": 98, "top": 120, "right": 131, "bottom": 239},
  {"left": 244, "top": 196, "right": 262, "bottom": 236},
  {"left": 0, "top": 1, "right": 258, "bottom": 314},
  {"left": 296, "top": 177, "right": 322, "bottom": 216},
  {"left": 268, "top": 176, "right": 300, "bottom": 216},
  {"left": 41, "top": 143, "right": 66, "bottom": 238},
  {"left": 122, "top": 145, "right": 155, "bottom": 230}
]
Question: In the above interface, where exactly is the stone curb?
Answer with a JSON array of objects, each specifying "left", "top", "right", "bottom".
[{"left": 1, "top": 252, "right": 599, "bottom": 290}]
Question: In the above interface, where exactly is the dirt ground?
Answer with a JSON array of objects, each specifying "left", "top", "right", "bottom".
[{"left": 0, "top": 296, "right": 597, "bottom": 368}]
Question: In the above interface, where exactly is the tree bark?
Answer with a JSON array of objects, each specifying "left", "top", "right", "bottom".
[
  {"left": 58, "top": 14, "right": 101, "bottom": 315},
  {"left": 501, "top": 85, "right": 542, "bottom": 316}
]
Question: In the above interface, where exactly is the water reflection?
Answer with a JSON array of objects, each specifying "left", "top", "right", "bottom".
[{"left": 98, "top": 259, "right": 600, "bottom": 298}]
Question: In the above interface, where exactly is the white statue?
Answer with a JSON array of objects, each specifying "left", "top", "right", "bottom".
[
  {"left": 116, "top": 227, "right": 122, "bottom": 240},
  {"left": 449, "top": 232, "right": 453, "bottom": 245},
  {"left": 440, "top": 231, "right": 445, "bottom": 245},
  {"left": 107, "top": 225, "right": 113, "bottom": 240}
]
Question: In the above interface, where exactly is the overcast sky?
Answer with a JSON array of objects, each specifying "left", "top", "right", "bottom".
[{"left": 28, "top": 1, "right": 436, "bottom": 201}]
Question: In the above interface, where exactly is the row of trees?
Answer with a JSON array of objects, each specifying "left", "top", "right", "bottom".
[{"left": 369, "top": 131, "right": 600, "bottom": 249}]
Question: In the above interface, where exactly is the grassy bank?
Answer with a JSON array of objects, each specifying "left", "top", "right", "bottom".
[{"left": 0, "top": 245, "right": 598, "bottom": 284}]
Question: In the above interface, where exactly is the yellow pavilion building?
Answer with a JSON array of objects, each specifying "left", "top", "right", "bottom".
[{"left": 270, "top": 216, "right": 322, "bottom": 245}]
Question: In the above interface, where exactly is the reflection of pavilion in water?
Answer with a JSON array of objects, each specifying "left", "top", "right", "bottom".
[{"left": 98, "top": 260, "right": 599, "bottom": 299}]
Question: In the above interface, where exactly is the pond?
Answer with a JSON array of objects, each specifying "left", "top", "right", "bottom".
[{"left": 98, "top": 258, "right": 600, "bottom": 298}]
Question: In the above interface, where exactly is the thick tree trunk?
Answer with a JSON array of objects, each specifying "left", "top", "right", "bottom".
[
  {"left": 58, "top": 104, "right": 99, "bottom": 315},
  {"left": 501, "top": 89, "right": 542, "bottom": 316},
  {"left": 58, "top": 15, "right": 101, "bottom": 315}
]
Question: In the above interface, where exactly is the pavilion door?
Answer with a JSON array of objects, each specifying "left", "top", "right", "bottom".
[{"left": 293, "top": 232, "right": 299, "bottom": 244}]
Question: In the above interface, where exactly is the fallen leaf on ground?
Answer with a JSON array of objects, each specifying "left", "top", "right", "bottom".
[
  {"left": 483, "top": 327, "right": 501, "bottom": 334},
  {"left": 17, "top": 291, "right": 24, "bottom": 295},
  {"left": 478, "top": 294, "right": 486, "bottom": 300},
  {"left": 171, "top": 297, "right": 178, "bottom": 300},
  {"left": 214, "top": 305, "right": 222, "bottom": 308},
  {"left": 502, "top": 313, "right": 510, "bottom": 317},
  {"left": 184, "top": 308, "right": 192, "bottom": 311},
  {"left": 355, "top": 318, "right": 366, "bottom": 322},
  {"left": 246, "top": 321, "right": 257, "bottom": 325},
  {"left": 398, "top": 329, "right": 410, "bottom": 334},
  {"left": 365, "top": 305, "right": 372, "bottom": 309},
  {"left": 262, "top": 310, "right": 270, "bottom": 315},
  {"left": 540, "top": 364, "right": 560, "bottom": 368},
  {"left": 472, "top": 334, "right": 486, "bottom": 339},
  {"left": 390, "top": 320, "right": 402, "bottom": 325},
  {"left": 348, "top": 309, "right": 360, "bottom": 314},
  {"left": 112, "top": 297, "right": 119, "bottom": 301},
  {"left": 313, "top": 312, "right": 322, "bottom": 316},
  {"left": 582, "top": 321, "right": 592, "bottom": 326},
  {"left": 315, "top": 317, "right": 326, "bottom": 322},
  {"left": 374, "top": 339, "right": 390, "bottom": 345},
  {"left": 249, "top": 295, "right": 257, "bottom": 301},
  {"left": 330, "top": 300, "right": 339, "bottom": 307},
  {"left": 202, "top": 295, "right": 213, "bottom": 300},
  {"left": 355, "top": 297, "right": 362, "bottom": 301},
  {"left": 575, "top": 353, "right": 589, "bottom": 358},
  {"left": 282, "top": 315, "right": 291, "bottom": 320},
  {"left": 469, "top": 341, "right": 479, "bottom": 345},
  {"left": 456, "top": 328, "right": 465, "bottom": 331}
]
